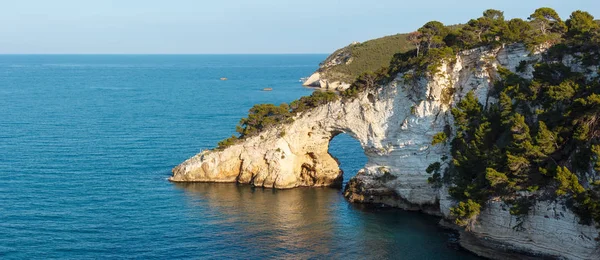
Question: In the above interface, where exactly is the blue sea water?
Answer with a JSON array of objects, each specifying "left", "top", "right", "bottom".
[{"left": 0, "top": 55, "right": 480, "bottom": 259}]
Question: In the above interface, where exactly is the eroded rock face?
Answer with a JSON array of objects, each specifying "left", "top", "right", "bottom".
[
  {"left": 301, "top": 42, "right": 355, "bottom": 91},
  {"left": 302, "top": 71, "right": 351, "bottom": 91},
  {"left": 170, "top": 120, "right": 343, "bottom": 188},
  {"left": 459, "top": 201, "right": 600, "bottom": 259},
  {"left": 302, "top": 72, "right": 321, "bottom": 87},
  {"left": 172, "top": 44, "right": 599, "bottom": 259}
]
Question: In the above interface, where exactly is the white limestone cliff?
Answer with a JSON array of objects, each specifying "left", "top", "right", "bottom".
[
  {"left": 172, "top": 44, "right": 599, "bottom": 259},
  {"left": 455, "top": 200, "right": 600, "bottom": 259},
  {"left": 302, "top": 43, "right": 355, "bottom": 91},
  {"left": 302, "top": 71, "right": 351, "bottom": 91}
]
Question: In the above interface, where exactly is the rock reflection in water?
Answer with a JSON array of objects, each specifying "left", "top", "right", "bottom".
[
  {"left": 174, "top": 183, "right": 480, "bottom": 259},
  {"left": 174, "top": 183, "right": 340, "bottom": 257}
]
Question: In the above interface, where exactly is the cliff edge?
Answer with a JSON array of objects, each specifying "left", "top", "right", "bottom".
[
  {"left": 172, "top": 43, "right": 599, "bottom": 259},
  {"left": 303, "top": 33, "right": 415, "bottom": 91}
]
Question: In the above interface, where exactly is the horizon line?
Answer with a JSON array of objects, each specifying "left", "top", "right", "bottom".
[{"left": 0, "top": 53, "right": 330, "bottom": 55}]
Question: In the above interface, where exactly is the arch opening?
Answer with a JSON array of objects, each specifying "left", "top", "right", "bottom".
[{"left": 327, "top": 132, "right": 367, "bottom": 188}]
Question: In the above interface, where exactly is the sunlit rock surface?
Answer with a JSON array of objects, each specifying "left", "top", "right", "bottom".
[{"left": 172, "top": 44, "right": 599, "bottom": 259}]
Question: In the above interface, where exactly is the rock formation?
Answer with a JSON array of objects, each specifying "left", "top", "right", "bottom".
[
  {"left": 302, "top": 43, "right": 355, "bottom": 91},
  {"left": 172, "top": 44, "right": 600, "bottom": 259}
]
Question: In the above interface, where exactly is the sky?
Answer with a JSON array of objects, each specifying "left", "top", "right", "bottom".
[{"left": 0, "top": 0, "right": 598, "bottom": 54}]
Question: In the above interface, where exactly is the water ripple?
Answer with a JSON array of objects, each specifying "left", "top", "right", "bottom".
[{"left": 0, "top": 55, "right": 480, "bottom": 259}]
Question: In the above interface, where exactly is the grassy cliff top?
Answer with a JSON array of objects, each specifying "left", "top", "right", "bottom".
[
  {"left": 319, "top": 20, "right": 600, "bottom": 84},
  {"left": 319, "top": 33, "right": 414, "bottom": 83},
  {"left": 319, "top": 24, "right": 464, "bottom": 83}
]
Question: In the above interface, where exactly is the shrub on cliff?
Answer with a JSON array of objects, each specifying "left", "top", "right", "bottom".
[
  {"left": 450, "top": 199, "right": 481, "bottom": 229},
  {"left": 218, "top": 90, "right": 341, "bottom": 146},
  {"left": 217, "top": 135, "right": 239, "bottom": 149},
  {"left": 341, "top": 68, "right": 389, "bottom": 99},
  {"left": 236, "top": 103, "right": 292, "bottom": 138},
  {"left": 290, "top": 90, "right": 339, "bottom": 112}
]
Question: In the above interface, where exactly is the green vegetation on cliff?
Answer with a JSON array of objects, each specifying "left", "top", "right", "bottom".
[
  {"left": 402, "top": 8, "right": 600, "bottom": 229},
  {"left": 217, "top": 91, "right": 339, "bottom": 149},
  {"left": 217, "top": 7, "right": 600, "bottom": 231},
  {"left": 320, "top": 34, "right": 415, "bottom": 83},
  {"left": 319, "top": 24, "right": 465, "bottom": 83}
]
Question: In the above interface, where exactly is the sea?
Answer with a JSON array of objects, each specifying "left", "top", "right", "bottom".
[{"left": 0, "top": 55, "right": 480, "bottom": 259}]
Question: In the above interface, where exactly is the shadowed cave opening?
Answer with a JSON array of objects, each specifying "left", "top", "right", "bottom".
[{"left": 328, "top": 132, "right": 368, "bottom": 188}]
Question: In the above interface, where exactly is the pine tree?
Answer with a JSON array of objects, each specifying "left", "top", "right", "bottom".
[
  {"left": 407, "top": 31, "right": 422, "bottom": 57},
  {"left": 535, "top": 121, "right": 558, "bottom": 156},
  {"left": 528, "top": 7, "right": 566, "bottom": 46},
  {"left": 506, "top": 153, "right": 530, "bottom": 188},
  {"left": 505, "top": 18, "right": 531, "bottom": 42},
  {"left": 528, "top": 7, "right": 566, "bottom": 36},
  {"left": 547, "top": 80, "right": 577, "bottom": 101},
  {"left": 566, "top": 11, "right": 599, "bottom": 42},
  {"left": 592, "top": 145, "right": 600, "bottom": 172},
  {"left": 450, "top": 199, "right": 481, "bottom": 230},
  {"left": 418, "top": 21, "right": 448, "bottom": 51},
  {"left": 509, "top": 114, "right": 535, "bottom": 155},
  {"left": 499, "top": 92, "right": 513, "bottom": 126},
  {"left": 486, "top": 168, "right": 509, "bottom": 189},
  {"left": 555, "top": 166, "right": 585, "bottom": 196}
]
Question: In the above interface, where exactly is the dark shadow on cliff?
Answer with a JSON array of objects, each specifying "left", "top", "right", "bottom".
[{"left": 328, "top": 133, "right": 367, "bottom": 187}]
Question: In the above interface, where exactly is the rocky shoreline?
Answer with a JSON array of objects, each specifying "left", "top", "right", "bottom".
[{"left": 172, "top": 43, "right": 599, "bottom": 259}]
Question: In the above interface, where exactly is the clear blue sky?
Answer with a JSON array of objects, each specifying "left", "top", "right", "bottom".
[{"left": 1, "top": 0, "right": 598, "bottom": 54}]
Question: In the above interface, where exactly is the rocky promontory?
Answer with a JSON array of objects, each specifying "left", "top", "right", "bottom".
[
  {"left": 172, "top": 43, "right": 599, "bottom": 258},
  {"left": 172, "top": 8, "right": 600, "bottom": 259}
]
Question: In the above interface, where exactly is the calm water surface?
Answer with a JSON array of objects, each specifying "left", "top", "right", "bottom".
[{"left": 0, "top": 55, "right": 479, "bottom": 259}]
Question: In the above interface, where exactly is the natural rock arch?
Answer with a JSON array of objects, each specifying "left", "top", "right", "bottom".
[
  {"left": 170, "top": 44, "right": 536, "bottom": 202},
  {"left": 171, "top": 61, "right": 454, "bottom": 206},
  {"left": 169, "top": 45, "right": 519, "bottom": 198},
  {"left": 327, "top": 132, "right": 367, "bottom": 185},
  {"left": 170, "top": 44, "right": 600, "bottom": 260}
]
